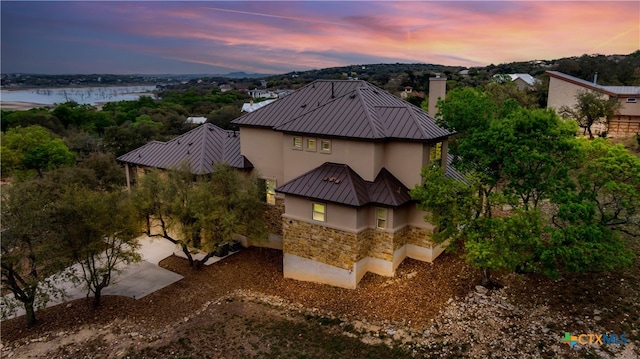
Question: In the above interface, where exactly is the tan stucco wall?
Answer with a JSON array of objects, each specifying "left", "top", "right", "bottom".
[
  {"left": 383, "top": 141, "right": 424, "bottom": 187},
  {"left": 284, "top": 196, "right": 358, "bottom": 231},
  {"left": 240, "top": 127, "right": 285, "bottom": 185},
  {"left": 547, "top": 76, "right": 586, "bottom": 111},
  {"left": 282, "top": 134, "right": 381, "bottom": 182}
]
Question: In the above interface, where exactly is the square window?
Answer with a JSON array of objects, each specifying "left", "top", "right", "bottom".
[
  {"left": 312, "top": 203, "right": 325, "bottom": 222},
  {"left": 376, "top": 208, "right": 387, "bottom": 229},
  {"left": 306, "top": 138, "right": 316, "bottom": 151},
  {"left": 293, "top": 136, "right": 302, "bottom": 150},
  {"left": 265, "top": 179, "right": 276, "bottom": 205},
  {"left": 320, "top": 139, "right": 331, "bottom": 153}
]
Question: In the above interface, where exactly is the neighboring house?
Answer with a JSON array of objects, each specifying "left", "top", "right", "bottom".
[
  {"left": 248, "top": 88, "right": 278, "bottom": 99},
  {"left": 186, "top": 116, "right": 207, "bottom": 124},
  {"left": 546, "top": 71, "right": 640, "bottom": 136},
  {"left": 241, "top": 99, "right": 277, "bottom": 113},
  {"left": 116, "top": 123, "right": 252, "bottom": 190},
  {"left": 493, "top": 73, "right": 538, "bottom": 90},
  {"left": 232, "top": 79, "right": 460, "bottom": 288}
]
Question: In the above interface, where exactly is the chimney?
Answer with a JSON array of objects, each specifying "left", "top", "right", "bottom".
[{"left": 428, "top": 74, "right": 447, "bottom": 118}]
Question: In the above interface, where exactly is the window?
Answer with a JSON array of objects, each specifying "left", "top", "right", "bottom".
[
  {"left": 265, "top": 179, "right": 276, "bottom": 205},
  {"left": 376, "top": 208, "right": 387, "bottom": 229},
  {"left": 312, "top": 203, "right": 326, "bottom": 222},
  {"left": 430, "top": 142, "right": 442, "bottom": 165},
  {"left": 306, "top": 138, "right": 316, "bottom": 151},
  {"left": 627, "top": 98, "right": 638, "bottom": 103},
  {"left": 320, "top": 139, "right": 331, "bottom": 153},
  {"left": 293, "top": 136, "right": 302, "bottom": 150}
]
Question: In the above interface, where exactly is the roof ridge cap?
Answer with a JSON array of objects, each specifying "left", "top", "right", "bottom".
[{"left": 356, "top": 88, "right": 385, "bottom": 139}]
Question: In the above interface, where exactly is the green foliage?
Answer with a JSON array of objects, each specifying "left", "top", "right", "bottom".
[
  {"left": 133, "top": 165, "right": 266, "bottom": 267},
  {"left": 1, "top": 125, "right": 76, "bottom": 178},
  {"left": 0, "top": 179, "right": 71, "bottom": 326},
  {"left": 559, "top": 90, "right": 622, "bottom": 138},
  {"left": 416, "top": 86, "right": 635, "bottom": 284},
  {"left": 56, "top": 187, "right": 141, "bottom": 307}
]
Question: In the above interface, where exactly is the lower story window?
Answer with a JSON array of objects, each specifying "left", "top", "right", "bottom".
[
  {"left": 265, "top": 179, "right": 276, "bottom": 205},
  {"left": 376, "top": 208, "right": 387, "bottom": 229},
  {"left": 312, "top": 203, "right": 326, "bottom": 222}
]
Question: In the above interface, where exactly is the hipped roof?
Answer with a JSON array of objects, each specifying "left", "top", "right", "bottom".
[
  {"left": 116, "top": 123, "right": 252, "bottom": 174},
  {"left": 275, "top": 162, "right": 412, "bottom": 208},
  {"left": 233, "top": 80, "right": 452, "bottom": 141}
]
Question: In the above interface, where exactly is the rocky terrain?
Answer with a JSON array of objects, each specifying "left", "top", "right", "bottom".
[{"left": 2, "top": 247, "right": 638, "bottom": 358}]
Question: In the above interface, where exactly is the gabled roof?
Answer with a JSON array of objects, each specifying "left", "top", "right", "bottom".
[
  {"left": 275, "top": 162, "right": 412, "bottom": 208},
  {"left": 546, "top": 71, "right": 640, "bottom": 97},
  {"left": 116, "top": 123, "right": 252, "bottom": 174},
  {"left": 508, "top": 73, "right": 537, "bottom": 86},
  {"left": 232, "top": 80, "right": 452, "bottom": 141}
]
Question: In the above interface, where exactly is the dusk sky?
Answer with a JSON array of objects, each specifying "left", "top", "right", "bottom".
[{"left": 1, "top": 1, "right": 638, "bottom": 75}]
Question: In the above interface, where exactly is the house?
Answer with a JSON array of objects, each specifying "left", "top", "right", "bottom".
[
  {"left": 116, "top": 123, "right": 252, "bottom": 190},
  {"left": 493, "top": 73, "right": 538, "bottom": 90},
  {"left": 118, "top": 79, "right": 461, "bottom": 289},
  {"left": 185, "top": 116, "right": 207, "bottom": 124},
  {"left": 546, "top": 71, "right": 640, "bottom": 136},
  {"left": 232, "top": 79, "right": 459, "bottom": 288},
  {"left": 241, "top": 99, "right": 277, "bottom": 113},
  {"left": 248, "top": 88, "right": 278, "bottom": 99}
]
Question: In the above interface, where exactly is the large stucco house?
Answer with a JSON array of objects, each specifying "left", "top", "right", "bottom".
[
  {"left": 119, "top": 77, "right": 460, "bottom": 288},
  {"left": 546, "top": 70, "right": 640, "bottom": 136}
]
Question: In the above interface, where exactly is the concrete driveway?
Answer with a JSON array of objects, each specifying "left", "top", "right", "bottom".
[{"left": 4, "top": 236, "right": 183, "bottom": 319}]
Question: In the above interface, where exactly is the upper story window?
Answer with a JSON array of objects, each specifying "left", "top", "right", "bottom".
[
  {"left": 306, "top": 138, "right": 316, "bottom": 151},
  {"left": 376, "top": 208, "right": 387, "bottom": 229},
  {"left": 312, "top": 203, "right": 326, "bottom": 222},
  {"left": 430, "top": 141, "right": 442, "bottom": 165},
  {"left": 320, "top": 139, "right": 331, "bottom": 153},
  {"left": 293, "top": 136, "right": 302, "bottom": 150},
  {"left": 265, "top": 179, "right": 276, "bottom": 205}
]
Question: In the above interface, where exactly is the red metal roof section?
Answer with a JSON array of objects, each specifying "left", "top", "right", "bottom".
[
  {"left": 233, "top": 80, "right": 453, "bottom": 141},
  {"left": 275, "top": 162, "right": 412, "bottom": 208},
  {"left": 116, "top": 123, "right": 252, "bottom": 174}
]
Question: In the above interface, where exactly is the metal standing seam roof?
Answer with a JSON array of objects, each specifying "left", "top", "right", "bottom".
[
  {"left": 116, "top": 123, "right": 252, "bottom": 174},
  {"left": 232, "top": 80, "right": 453, "bottom": 141},
  {"left": 546, "top": 71, "right": 640, "bottom": 96},
  {"left": 275, "top": 162, "right": 413, "bottom": 208}
]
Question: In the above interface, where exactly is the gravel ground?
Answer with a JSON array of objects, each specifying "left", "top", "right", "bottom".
[{"left": 2, "top": 246, "right": 639, "bottom": 358}]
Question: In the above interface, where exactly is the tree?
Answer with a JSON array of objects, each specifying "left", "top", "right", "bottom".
[
  {"left": 559, "top": 90, "right": 621, "bottom": 138},
  {"left": 133, "top": 164, "right": 266, "bottom": 267},
  {"left": 0, "top": 179, "right": 70, "bottom": 326},
  {"left": 0, "top": 125, "right": 76, "bottom": 178},
  {"left": 56, "top": 187, "right": 141, "bottom": 307},
  {"left": 414, "top": 87, "right": 633, "bottom": 285}
]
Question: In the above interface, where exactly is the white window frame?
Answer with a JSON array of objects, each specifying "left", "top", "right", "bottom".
[
  {"left": 293, "top": 136, "right": 302, "bottom": 150},
  {"left": 265, "top": 179, "right": 276, "bottom": 205},
  {"left": 320, "top": 139, "right": 332, "bottom": 153},
  {"left": 626, "top": 98, "right": 637, "bottom": 103},
  {"left": 376, "top": 207, "right": 387, "bottom": 230},
  {"left": 312, "top": 203, "right": 326, "bottom": 222}
]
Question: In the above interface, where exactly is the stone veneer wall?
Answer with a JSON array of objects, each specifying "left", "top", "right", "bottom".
[
  {"left": 264, "top": 197, "right": 285, "bottom": 236},
  {"left": 283, "top": 219, "right": 436, "bottom": 273}
]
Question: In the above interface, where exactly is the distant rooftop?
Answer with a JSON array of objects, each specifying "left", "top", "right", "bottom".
[{"left": 116, "top": 123, "right": 252, "bottom": 174}]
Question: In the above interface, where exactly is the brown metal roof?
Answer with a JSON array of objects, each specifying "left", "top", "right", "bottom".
[
  {"left": 275, "top": 162, "right": 412, "bottom": 208},
  {"left": 116, "top": 123, "right": 252, "bottom": 174},
  {"left": 232, "top": 80, "right": 452, "bottom": 141}
]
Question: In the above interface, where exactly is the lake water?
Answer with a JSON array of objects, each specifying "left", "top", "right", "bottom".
[{"left": 0, "top": 85, "right": 157, "bottom": 106}]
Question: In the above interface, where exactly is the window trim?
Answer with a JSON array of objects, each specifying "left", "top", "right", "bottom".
[
  {"left": 375, "top": 207, "right": 387, "bottom": 230},
  {"left": 292, "top": 136, "right": 303, "bottom": 150},
  {"left": 312, "top": 203, "right": 326, "bottom": 222},
  {"left": 320, "top": 139, "right": 332, "bottom": 153}
]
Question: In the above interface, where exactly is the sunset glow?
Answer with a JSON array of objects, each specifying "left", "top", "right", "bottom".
[{"left": 1, "top": 1, "right": 638, "bottom": 74}]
